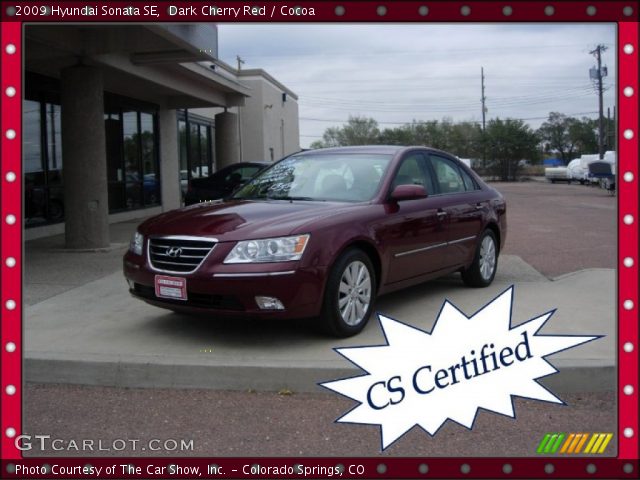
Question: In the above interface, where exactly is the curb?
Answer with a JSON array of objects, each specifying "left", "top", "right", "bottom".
[{"left": 25, "top": 357, "right": 615, "bottom": 394}]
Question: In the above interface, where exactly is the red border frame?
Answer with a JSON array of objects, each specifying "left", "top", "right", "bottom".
[{"left": 1, "top": 2, "right": 638, "bottom": 478}]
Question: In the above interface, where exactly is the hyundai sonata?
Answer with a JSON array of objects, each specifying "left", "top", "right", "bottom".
[{"left": 124, "top": 146, "right": 506, "bottom": 337}]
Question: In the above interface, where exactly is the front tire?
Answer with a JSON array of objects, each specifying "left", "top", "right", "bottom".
[
  {"left": 462, "top": 229, "right": 498, "bottom": 288},
  {"left": 321, "top": 248, "right": 376, "bottom": 337}
]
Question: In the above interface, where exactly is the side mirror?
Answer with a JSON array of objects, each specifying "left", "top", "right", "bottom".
[{"left": 390, "top": 184, "right": 427, "bottom": 201}]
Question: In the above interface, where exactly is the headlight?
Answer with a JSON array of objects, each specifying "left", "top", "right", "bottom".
[
  {"left": 129, "top": 231, "right": 144, "bottom": 256},
  {"left": 224, "top": 234, "right": 310, "bottom": 264}
]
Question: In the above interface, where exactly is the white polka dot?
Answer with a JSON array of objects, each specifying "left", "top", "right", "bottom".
[
  {"left": 5, "top": 385, "right": 16, "bottom": 395},
  {"left": 5, "top": 428, "right": 16, "bottom": 438},
  {"left": 5, "top": 129, "right": 16, "bottom": 140},
  {"left": 586, "top": 6, "right": 596, "bottom": 16},
  {"left": 624, "top": 86, "right": 635, "bottom": 97},
  {"left": 418, "top": 6, "right": 429, "bottom": 16},
  {"left": 624, "top": 342, "right": 634, "bottom": 353},
  {"left": 624, "top": 129, "right": 634, "bottom": 140},
  {"left": 461, "top": 6, "right": 471, "bottom": 15},
  {"left": 5, "top": 300, "right": 16, "bottom": 310},
  {"left": 623, "top": 257, "right": 634, "bottom": 268},
  {"left": 624, "top": 44, "right": 634, "bottom": 55},
  {"left": 623, "top": 214, "right": 634, "bottom": 225},
  {"left": 544, "top": 5, "right": 555, "bottom": 15},
  {"left": 5, "top": 86, "right": 16, "bottom": 97},
  {"left": 624, "top": 172, "right": 634, "bottom": 182},
  {"left": 623, "top": 385, "right": 634, "bottom": 395},
  {"left": 623, "top": 427, "right": 634, "bottom": 438},
  {"left": 5, "top": 171, "right": 16, "bottom": 182},
  {"left": 5, "top": 257, "right": 16, "bottom": 268},
  {"left": 5, "top": 342, "right": 16, "bottom": 353},
  {"left": 5, "top": 44, "right": 16, "bottom": 55},
  {"left": 503, "top": 6, "right": 513, "bottom": 16},
  {"left": 5, "top": 214, "right": 16, "bottom": 225},
  {"left": 624, "top": 300, "right": 634, "bottom": 310}
]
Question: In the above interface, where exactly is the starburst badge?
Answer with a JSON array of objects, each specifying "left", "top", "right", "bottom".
[{"left": 320, "top": 286, "right": 600, "bottom": 450}]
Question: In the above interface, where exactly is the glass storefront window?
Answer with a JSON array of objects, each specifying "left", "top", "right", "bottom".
[
  {"left": 177, "top": 111, "right": 214, "bottom": 203},
  {"left": 140, "top": 113, "right": 159, "bottom": 205},
  {"left": 24, "top": 99, "right": 66, "bottom": 226},
  {"left": 105, "top": 105, "right": 160, "bottom": 212},
  {"left": 25, "top": 78, "right": 161, "bottom": 227}
]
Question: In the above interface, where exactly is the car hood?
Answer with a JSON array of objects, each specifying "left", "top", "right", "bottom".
[{"left": 139, "top": 199, "right": 356, "bottom": 242}]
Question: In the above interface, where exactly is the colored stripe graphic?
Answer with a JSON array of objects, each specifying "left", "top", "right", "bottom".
[
  {"left": 538, "top": 433, "right": 614, "bottom": 455},
  {"left": 537, "top": 433, "right": 552, "bottom": 454}
]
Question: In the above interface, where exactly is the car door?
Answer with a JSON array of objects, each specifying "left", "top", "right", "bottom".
[
  {"left": 377, "top": 152, "right": 451, "bottom": 284},
  {"left": 427, "top": 154, "right": 486, "bottom": 267}
]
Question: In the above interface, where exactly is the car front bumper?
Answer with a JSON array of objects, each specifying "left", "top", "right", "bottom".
[{"left": 123, "top": 250, "right": 327, "bottom": 320}]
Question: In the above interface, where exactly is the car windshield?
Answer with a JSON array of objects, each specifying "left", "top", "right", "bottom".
[{"left": 232, "top": 153, "right": 392, "bottom": 202}]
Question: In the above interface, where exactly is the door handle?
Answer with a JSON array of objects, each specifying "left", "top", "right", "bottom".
[
  {"left": 436, "top": 210, "right": 448, "bottom": 218},
  {"left": 474, "top": 203, "right": 484, "bottom": 210}
]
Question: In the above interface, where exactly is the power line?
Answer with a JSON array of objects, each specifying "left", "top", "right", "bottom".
[{"left": 299, "top": 111, "right": 600, "bottom": 125}]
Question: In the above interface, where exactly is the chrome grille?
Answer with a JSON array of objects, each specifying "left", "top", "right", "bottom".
[{"left": 148, "top": 237, "right": 216, "bottom": 273}]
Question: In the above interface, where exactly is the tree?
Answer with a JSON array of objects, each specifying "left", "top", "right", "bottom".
[
  {"left": 537, "top": 112, "right": 600, "bottom": 164},
  {"left": 485, "top": 118, "right": 539, "bottom": 181},
  {"left": 569, "top": 117, "right": 598, "bottom": 155},
  {"left": 310, "top": 116, "right": 380, "bottom": 148}
]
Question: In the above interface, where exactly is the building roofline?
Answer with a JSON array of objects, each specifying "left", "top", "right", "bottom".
[
  {"left": 213, "top": 59, "right": 298, "bottom": 100},
  {"left": 237, "top": 68, "right": 298, "bottom": 100}
]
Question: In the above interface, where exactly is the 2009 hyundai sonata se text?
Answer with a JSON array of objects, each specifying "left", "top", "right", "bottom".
[{"left": 123, "top": 146, "right": 506, "bottom": 337}]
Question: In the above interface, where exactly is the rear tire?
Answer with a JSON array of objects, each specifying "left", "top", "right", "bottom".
[
  {"left": 320, "top": 248, "right": 377, "bottom": 337},
  {"left": 462, "top": 229, "right": 498, "bottom": 288}
]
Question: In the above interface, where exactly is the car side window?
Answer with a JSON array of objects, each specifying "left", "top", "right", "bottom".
[
  {"left": 392, "top": 153, "right": 433, "bottom": 193},
  {"left": 429, "top": 155, "right": 466, "bottom": 194},
  {"left": 238, "top": 166, "right": 261, "bottom": 181},
  {"left": 459, "top": 168, "right": 479, "bottom": 191}
]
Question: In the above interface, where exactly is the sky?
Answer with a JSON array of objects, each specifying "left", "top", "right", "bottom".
[{"left": 218, "top": 24, "right": 616, "bottom": 149}]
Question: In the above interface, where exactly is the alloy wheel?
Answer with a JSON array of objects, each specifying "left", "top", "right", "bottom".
[{"left": 338, "top": 260, "right": 372, "bottom": 326}]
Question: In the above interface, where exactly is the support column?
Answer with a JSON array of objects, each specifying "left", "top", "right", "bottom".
[
  {"left": 215, "top": 111, "right": 240, "bottom": 169},
  {"left": 61, "top": 66, "right": 109, "bottom": 249},
  {"left": 158, "top": 109, "right": 180, "bottom": 211}
]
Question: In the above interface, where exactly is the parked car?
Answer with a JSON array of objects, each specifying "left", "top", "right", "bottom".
[
  {"left": 184, "top": 162, "right": 269, "bottom": 206},
  {"left": 124, "top": 146, "right": 506, "bottom": 337}
]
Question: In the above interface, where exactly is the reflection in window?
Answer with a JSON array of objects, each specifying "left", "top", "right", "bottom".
[
  {"left": 24, "top": 99, "right": 66, "bottom": 226},
  {"left": 177, "top": 113, "right": 213, "bottom": 202},
  {"left": 23, "top": 100, "right": 43, "bottom": 174}
]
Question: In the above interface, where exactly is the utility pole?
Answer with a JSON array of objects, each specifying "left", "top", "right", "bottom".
[
  {"left": 481, "top": 67, "right": 487, "bottom": 168},
  {"left": 481, "top": 67, "right": 486, "bottom": 132},
  {"left": 236, "top": 55, "right": 245, "bottom": 71},
  {"left": 589, "top": 44, "right": 607, "bottom": 159}
]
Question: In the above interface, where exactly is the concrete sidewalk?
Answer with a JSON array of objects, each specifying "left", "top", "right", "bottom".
[{"left": 24, "top": 256, "right": 615, "bottom": 393}]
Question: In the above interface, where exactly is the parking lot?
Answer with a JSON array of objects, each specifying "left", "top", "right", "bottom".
[
  {"left": 23, "top": 180, "right": 618, "bottom": 457},
  {"left": 497, "top": 181, "right": 616, "bottom": 278}
]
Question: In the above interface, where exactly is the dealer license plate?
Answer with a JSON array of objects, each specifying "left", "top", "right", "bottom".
[{"left": 154, "top": 275, "right": 187, "bottom": 301}]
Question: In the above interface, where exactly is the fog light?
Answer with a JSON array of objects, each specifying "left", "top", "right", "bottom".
[{"left": 255, "top": 296, "right": 285, "bottom": 310}]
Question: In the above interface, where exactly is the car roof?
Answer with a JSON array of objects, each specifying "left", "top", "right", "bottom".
[
  {"left": 294, "top": 145, "right": 457, "bottom": 157},
  {"left": 295, "top": 145, "right": 405, "bottom": 156}
]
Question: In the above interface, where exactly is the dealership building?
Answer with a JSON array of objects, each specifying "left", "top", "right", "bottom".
[{"left": 23, "top": 24, "right": 299, "bottom": 244}]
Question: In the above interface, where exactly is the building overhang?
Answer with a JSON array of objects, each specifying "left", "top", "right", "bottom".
[{"left": 25, "top": 24, "right": 249, "bottom": 109}]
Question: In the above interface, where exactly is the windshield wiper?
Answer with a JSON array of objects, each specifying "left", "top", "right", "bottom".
[{"left": 267, "top": 195, "right": 318, "bottom": 201}]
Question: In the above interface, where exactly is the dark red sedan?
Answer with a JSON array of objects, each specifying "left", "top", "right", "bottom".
[{"left": 124, "top": 146, "right": 506, "bottom": 337}]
